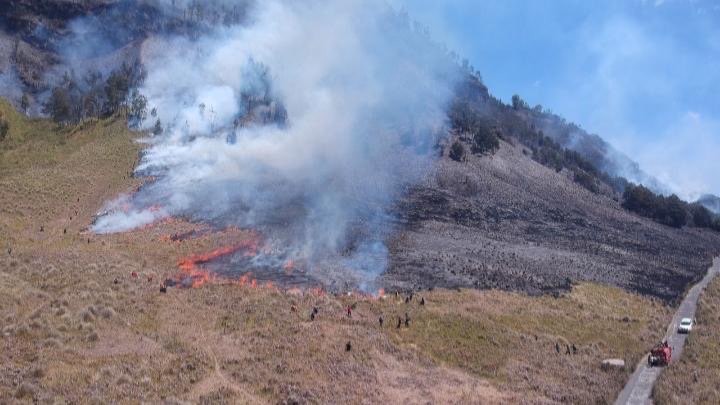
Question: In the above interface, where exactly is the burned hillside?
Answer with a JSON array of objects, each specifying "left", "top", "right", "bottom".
[
  {"left": 1, "top": 1, "right": 719, "bottom": 305},
  {"left": 384, "top": 76, "right": 720, "bottom": 303}
]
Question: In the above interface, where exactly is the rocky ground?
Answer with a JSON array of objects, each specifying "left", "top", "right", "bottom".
[{"left": 384, "top": 136, "right": 720, "bottom": 303}]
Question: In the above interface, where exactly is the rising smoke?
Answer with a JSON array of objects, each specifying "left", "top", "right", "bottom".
[{"left": 92, "top": 0, "right": 460, "bottom": 290}]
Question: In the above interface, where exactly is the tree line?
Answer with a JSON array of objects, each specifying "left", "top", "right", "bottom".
[
  {"left": 622, "top": 184, "right": 720, "bottom": 230},
  {"left": 43, "top": 62, "right": 148, "bottom": 127}
]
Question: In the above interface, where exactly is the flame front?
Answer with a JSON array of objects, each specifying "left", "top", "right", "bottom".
[{"left": 175, "top": 237, "right": 259, "bottom": 288}]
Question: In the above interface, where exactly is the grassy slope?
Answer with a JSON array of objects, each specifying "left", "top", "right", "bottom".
[
  {"left": 0, "top": 99, "right": 672, "bottom": 403},
  {"left": 653, "top": 277, "right": 720, "bottom": 404}
]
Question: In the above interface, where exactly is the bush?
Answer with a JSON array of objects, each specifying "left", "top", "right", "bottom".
[
  {"left": 152, "top": 119, "right": 163, "bottom": 135},
  {"left": 44, "top": 87, "right": 72, "bottom": 124},
  {"left": 690, "top": 204, "right": 714, "bottom": 228},
  {"left": 0, "top": 118, "right": 8, "bottom": 141},
  {"left": 574, "top": 170, "right": 598, "bottom": 193},
  {"left": 471, "top": 125, "right": 499, "bottom": 155},
  {"left": 449, "top": 141, "right": 465, "bottom": 162},
  {"left": 448, "top": 100, "right": 499, "bottom": 155},
  {"left": 622, "top": 184, "right": 690, "bottom": 229},
  {"left": 657, "top": 195, "right": 688, "bottom": 228},
  {"left": 511, "top": 94, "right": 529, "bottom": 110},
  {"left": 622, "top": 184, "right": 660, "bottom": 218}
]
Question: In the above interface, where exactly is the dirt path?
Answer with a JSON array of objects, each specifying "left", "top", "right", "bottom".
[{"left": 615, "top": 257, "right": 719, "bottom": 405}]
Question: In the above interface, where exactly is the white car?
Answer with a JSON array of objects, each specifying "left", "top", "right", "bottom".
[{"left": 678, "top": 317, "right": 693, "bottom": 334}]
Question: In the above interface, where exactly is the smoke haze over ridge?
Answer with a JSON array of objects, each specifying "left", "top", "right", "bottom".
[{"left": 91, "top": 0, "right": 460, "bottom": 289}]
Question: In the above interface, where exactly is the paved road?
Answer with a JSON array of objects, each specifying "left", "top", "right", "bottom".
[{"left": 615, "top": 257, "right": 719, "bottom": 405}]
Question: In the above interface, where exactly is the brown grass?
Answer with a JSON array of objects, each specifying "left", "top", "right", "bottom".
[
  {"left": 0, "top": 99, "right": 672, "bottom": 403},
  {"left": 653, "top": 277, "right": 720, "bottom": 404}
]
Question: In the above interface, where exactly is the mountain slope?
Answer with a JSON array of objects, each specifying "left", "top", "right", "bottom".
[{"left": 383, "top": 78, "right": 720, "bottom": 302}]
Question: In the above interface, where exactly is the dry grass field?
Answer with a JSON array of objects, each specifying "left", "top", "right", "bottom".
[
  {"left": 654, "top": 277, "right": 720, "bottom": 404},
  {"left": 0, "top": 99, "right": 673, "bottom": 403}
]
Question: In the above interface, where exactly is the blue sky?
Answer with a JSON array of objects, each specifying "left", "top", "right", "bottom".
[{"left": 398, "top": 0, "right": 720, "bottom": 200}]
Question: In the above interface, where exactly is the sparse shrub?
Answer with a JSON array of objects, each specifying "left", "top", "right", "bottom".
[
  {"left": 511, "top": 94, "right": 529, "bottom": 110},
  {"left": 622, "top": 184, "right": 695, "bottom": 229},
  {"left": 20, "top": 93, "right": 30, "bottom": 113},
  {"left": 471, "top": 125, "right": 500, "bottom": 155},
  {"left": 0, "top": 117, "right": 8, "bottom": 141},
  {"left": 574, "top": 170, "right": 599, "bottom": 193},
  {"left": 656, "top": 194, "right": 688, "bottom": 228},
  {"left": 622, "top": 184, "right": 660, "bottom": 218},
  {"left": 449, "top": 141, "right": 465, "bottom": 162},
  {"left": 128, "top": 89, "right": 147, "bottom": 128},
  {"left": 690, "top": 204, "right": 714, "bottom": 228},
  {"left": 153, "top": 118, "right": 163, "bottom": 135},
  {"left": 44, "top": 87, "right": 72, "bottom": 124},
  {"left": 448, "top": 100, "right": 500, "bottom": 155}
]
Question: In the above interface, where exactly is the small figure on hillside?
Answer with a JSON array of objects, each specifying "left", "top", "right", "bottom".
[
  {"left": 404, "top": 312, "right": 410, "bottom": 327},
  {"left": 379, "top": 316, "right": 384, "bottom": 327},
  {"left": 7, "top": 247, "right": 11, "bottom": 256},
  {"left": 555, "top": 342, "right": 560, "bottom": 354},
  {"left": 345, "top": 341, "right": 352, "bottom": 352},
  {"left": 63, "top": 228, "right": 67, "bottom": 234},
  {"left": 572, "top": 344, "right": 577, "bottom": 355},
  {"left": 420, "top": 297, "right": 425, "bottom": 306},
  {"left": 397, "top": 317, "right": 402, "bottom": 329},
  {"left": 346, "top": 306, "right": 352, "bottom": 318},
  {"left": 565, "top": 345, "right": 571, "bottom": 355},
  {"left": 87, "top": 238, "right": 90, "bottom": 244}
]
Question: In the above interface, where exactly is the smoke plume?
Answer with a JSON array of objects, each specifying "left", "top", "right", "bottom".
[{"left": 92, "top": 0, "right": 459, "bottom": 290}]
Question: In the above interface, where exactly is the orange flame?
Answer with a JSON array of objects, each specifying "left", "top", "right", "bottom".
[{"left": 175, "top": 238, "right": 259, "bottom": 288}]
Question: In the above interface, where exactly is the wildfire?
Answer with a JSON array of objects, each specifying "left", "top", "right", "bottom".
[{"left": 174, "top": 238, "right": 259, "bottom": 288}]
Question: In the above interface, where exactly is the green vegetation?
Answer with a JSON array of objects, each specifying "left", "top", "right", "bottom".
[
  {"left": 449, "top": 100, "right": 500, "bottom": 155},
  {"left": 623, "top": 183, "right": 720, "bottom": 230},
  {"left": 449, "top": 140, "right": 465, "bottom": 162},
  {"left": 0, "top": 115, "right": 8, "bottom": 141},
  {"left": 43, "top": 63, "right": 146, "bottom": 126},
  {"left": 511, "top": 94, "right": 529, "bottom": 110}
]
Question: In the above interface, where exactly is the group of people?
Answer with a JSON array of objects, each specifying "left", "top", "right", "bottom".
[{"left": 556, "top": 342, "right": 578, "bottom": 355}]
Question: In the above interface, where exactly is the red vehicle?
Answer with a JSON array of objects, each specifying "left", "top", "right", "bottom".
[{"left": 647, "top": 341, "right": 672, "bottom": 367}]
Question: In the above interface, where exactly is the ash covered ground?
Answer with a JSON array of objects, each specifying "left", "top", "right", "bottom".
[{"left": 383, "top": 139, "right": 720, "bottom": 303}]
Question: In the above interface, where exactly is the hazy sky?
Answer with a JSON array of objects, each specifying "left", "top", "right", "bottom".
[{"left": 399, "top": 0, "right": 720, "bottom": 200}]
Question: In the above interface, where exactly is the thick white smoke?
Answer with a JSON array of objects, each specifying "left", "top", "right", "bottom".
[{"left": 93, "top": 0, "right": 459, "bottom": 289}]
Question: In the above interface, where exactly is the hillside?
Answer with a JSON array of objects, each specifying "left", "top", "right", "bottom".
[
  {"left": 382, "top": 77, "right": 720, "bottom": 303},
  {"left": 0, "top": 99, "right": 674, "bottom": 403},
  {"left": 1, "top": 0, "right": 718, "bottom": 303}
]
